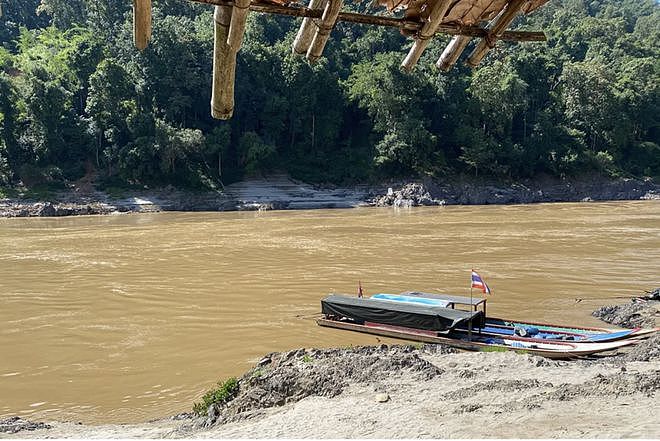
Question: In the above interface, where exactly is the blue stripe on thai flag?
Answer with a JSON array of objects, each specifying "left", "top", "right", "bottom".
[{"left": 471, "top": 270, "right": 491, "bottom": 294}]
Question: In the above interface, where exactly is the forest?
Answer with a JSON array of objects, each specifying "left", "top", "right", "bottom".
[{"left": 0, "top": 0, "right": 658, "bottom": 191}]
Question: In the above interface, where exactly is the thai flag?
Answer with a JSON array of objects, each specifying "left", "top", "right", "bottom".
[{"left": 471, "top": 270, "right": 491, "bottom": 294}]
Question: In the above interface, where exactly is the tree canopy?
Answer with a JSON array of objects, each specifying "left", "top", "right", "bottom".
[{"left": 0, "top": 0, "right": 658, "bottom": 190}]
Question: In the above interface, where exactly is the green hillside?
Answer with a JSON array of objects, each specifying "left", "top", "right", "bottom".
[{"left": 0, "top": 0, "right": 658, "bottom": 190}]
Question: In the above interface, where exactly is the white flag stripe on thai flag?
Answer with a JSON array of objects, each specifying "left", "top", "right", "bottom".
[{"left": 471, "top": 270, "right": 491, "bottom": 294}]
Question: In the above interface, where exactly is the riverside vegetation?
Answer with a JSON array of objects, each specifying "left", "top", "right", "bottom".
[
  {"left": 0, "top": 0, "right": 658, "bottom": 194},
  {"left": 192, "top": 378, "right": 239, "bottom": 417}
]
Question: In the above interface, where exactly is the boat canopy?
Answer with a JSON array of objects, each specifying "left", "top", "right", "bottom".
[
  {"left": 400, "top": 292, "right": 487, "bottom": 308},
  {"left": 321, "top": 294, "right": 484, "bottom": 334}
]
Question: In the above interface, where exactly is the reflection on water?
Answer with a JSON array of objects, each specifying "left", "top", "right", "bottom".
[{"left": 0, "top": 201, "right": 658, "bottom": 423}]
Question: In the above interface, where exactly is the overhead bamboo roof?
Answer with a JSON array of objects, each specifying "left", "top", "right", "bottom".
[
  {"left": 132, "top": 0, "right": 551, "bottom": 119},
  {"left": 378, "top": 0, "right": 549, "bottom": 26}
]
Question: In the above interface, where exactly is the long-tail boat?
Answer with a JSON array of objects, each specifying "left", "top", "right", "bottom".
[{"left": 317, "top": 293, "right": 656, "bottom": 358}]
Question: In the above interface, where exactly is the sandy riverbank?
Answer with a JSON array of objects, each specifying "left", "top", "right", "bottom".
[
  {"left": 1, "top": 175, "right": 658, "bottom": 217},
  {"left": 3, "top": 337, "right": 659, "bottom": 439},
  {"left": 3, "top": 297, "right": 659, "bottom": 439}
]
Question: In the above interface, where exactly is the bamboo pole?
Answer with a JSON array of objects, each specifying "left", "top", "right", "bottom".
[
  {"left": 436, "top": 35, "right": 471, "bottom": 71},
  {"left": 466, "top": 0, "right": 526, "bottom": 68},
  {"left": 211, "top": 5, "right": 236, "bottom": 119},
  {"left": 292, "top": 0, "right": 328, "bottom": 55},
  {"left": 188, "top": 0, "right": 546, "bottom": 42},
  {"left": 133, "top": 0, "right": 152, "bottom": 51},
  {"left": 400, "top": 0, "right": 453, "bottom": 72},
  {"left": 227, "top": 0, "right": 250, "bottom": 50},
  {"left": 306, "top": 0, "right": 343, "bottom": 64}
]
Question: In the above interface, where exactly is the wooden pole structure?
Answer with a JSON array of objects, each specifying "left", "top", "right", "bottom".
[
  {"left": 400, "top": 0, "right": 453, "bottom": 72},
  {"left": 227, "top": 0, "right": 250, "bottom": 50},
  {"left": 292, "top": 0, "right": 328, "bottom": 55},
  {"left": 465, "top": 0, "right": 526, "bottom": 68},
  {"left": 133, "top": 0, "right": 152, "bottom": 50},
  {"left": 306, "top": 0, "right": 343, "bottom": 64},
  {"left": 189, "top": 0, "right": 546, "bottom": 42},
  {"left": 211, "top": 5, "right": 236, "bottom": 119},
  {"left": 436, "top": 34, "right": 471, "bottom": 71}
]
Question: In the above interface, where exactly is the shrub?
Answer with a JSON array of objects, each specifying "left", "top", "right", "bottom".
[
  {"left": 192, "top": 377, "right": 239, "bottom": 416},
  {"left": 479, "top": 346, "right": 508, "bottom": 353}
]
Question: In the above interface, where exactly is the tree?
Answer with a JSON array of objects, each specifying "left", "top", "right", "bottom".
[
  {"left": 86, "top": 59, "right": 136, "bottom": 169},
  {"left": 346, "top": 52, "right": 440, "bottom": 175},
  {"left": 0, "top": 0, "right": 47, "bottom": 46},
  {"left": 469, "top": 61, "right": 529, "bottom": 139},
  {"left": 559, "top": 61, "right": 617, "bottom": 152}
]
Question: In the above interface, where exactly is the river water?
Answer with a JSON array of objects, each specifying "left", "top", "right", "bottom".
[{"left": 1, "top": 201, "right": 658, "bottom": 423}]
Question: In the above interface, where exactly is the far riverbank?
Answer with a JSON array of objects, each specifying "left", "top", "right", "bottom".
[{"left": 1, "top": 175, "right": 658, "bottom": 217}]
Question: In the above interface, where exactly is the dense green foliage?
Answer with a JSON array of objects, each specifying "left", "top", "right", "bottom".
[
  {"left": 0, "top": 0, "right": 658, "bottom": 189},
  {"left": 192, "top": 377, "right": 239, "bottom": 415}
]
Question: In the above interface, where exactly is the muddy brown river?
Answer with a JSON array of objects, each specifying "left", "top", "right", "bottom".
[{"left": 1, "top": 201, "right": 659, "bottom": 423}]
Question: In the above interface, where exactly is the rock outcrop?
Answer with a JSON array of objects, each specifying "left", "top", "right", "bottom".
[
  {"left": 0, "top": 417, "right": 51, "bottom": 434},
  {"left": 374, "top": 183, "right": 445, "bottom": 207},
  {"left": 376, "top": 176, "right": 660, "bottom": 207},
  {"left": 592, "top": 289, "right": 659, "bottom": 329}
]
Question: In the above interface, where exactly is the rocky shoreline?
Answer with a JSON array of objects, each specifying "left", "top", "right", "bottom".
[
  {"left": 593, "top": 290, "right": 660, "bottom": 329},
  {"left": 1, "top": 175, "right": 658, "bottom": 217},
  {"left": 373, "top": 176, "right": 659, "bottom": 207},
  {"left": 3, "top": 296, "right": 659, "bottom": 439}
]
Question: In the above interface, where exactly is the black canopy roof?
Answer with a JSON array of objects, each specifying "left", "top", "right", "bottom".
[{"left": 321, "top": 294, "right": 483, "bottom": 333}]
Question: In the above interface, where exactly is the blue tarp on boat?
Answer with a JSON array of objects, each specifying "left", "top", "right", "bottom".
[{"left": 371, "top": 293, "right": 452, "bottom": 307}]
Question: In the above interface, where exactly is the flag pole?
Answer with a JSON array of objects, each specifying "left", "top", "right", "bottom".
[{"left": 469, "top": 269, "right": 473, "bottom": 342}]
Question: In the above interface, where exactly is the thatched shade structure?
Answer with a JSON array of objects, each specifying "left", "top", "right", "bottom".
[
  {"left": 212, "top": 5, "right": 237, "bottom": 119},
  {"left": 134, "top": 0, "right": 550, "bottom": 119},
  {"left": 132, "top": 0, "right": 152, "bottom": 51},
  {"left": 292, "top": 0, "right": 328, "bottom": 55}
]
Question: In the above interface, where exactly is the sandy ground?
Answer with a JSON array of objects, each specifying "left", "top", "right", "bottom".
[{"left": 6, "top": 346, "right": 659, "bottom": 439}]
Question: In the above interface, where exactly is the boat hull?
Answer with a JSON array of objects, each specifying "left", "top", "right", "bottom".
[{"left": 317, "top": 318, "right": 638, "bottom": 359}]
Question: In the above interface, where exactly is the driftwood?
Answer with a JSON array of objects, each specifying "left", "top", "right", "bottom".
[
  {"left": 227, "top": 0, "right": 250, "bottom": 50},
  {"left": 436, "top": 35, "right": 471, "bottom": 71},
  {"left": 133, "top": 0, "right": 152, "bottom": 50},
  {"left": 466, "top": 0, "right": 526, "bottom": 68},
  {"left": 211, "top": 5, "right": 236, "bottom": 119},
  {"left": 306, "top": 0, "right": 344, "bottom": 63},
  {"left": 292, "top": 0, "right": 328, "bottom": 55},
  {"left": 400, "top": 0, "right": 453, "bottom": 72}
]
